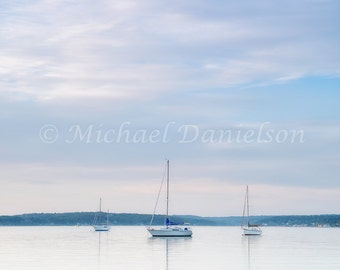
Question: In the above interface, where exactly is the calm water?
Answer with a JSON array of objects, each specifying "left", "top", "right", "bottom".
[{"left": 0, "top": 226, "right": 339, "bottom": 270}]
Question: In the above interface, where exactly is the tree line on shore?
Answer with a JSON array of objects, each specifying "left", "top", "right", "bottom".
[{"left": 0, "top": 212, "right": 339, "bottom": 227}]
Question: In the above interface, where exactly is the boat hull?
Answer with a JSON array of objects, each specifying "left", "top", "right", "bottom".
[
  {"left": 147, "top": 227, "right": 192, "bottom": 237},
  {"left": 242, "top": 227, "right": 262, "bottom": 235},
  {"left": 93, "top": 225, "right": 111, "bottom": 232}
]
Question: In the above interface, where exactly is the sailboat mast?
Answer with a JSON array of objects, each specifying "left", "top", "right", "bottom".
[
  {"left": 246, "top": 186, "right": 250, "bottom": 225},
  {"left": 242, "top": 186, "right": 247, "bottom": 227},
  {"left": 99, "top": 198, "right": 102, "bottom": 212},
  {"left": 166, "top": 160, "right": 169, "bottom": 226}
]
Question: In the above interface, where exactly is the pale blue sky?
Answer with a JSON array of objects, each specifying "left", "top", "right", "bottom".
[{"left": 0, "top": 0, "right": 339, "bottom": 216}]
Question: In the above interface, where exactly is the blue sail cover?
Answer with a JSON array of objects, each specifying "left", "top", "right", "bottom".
[{"left": 166, "top": 218, "right": 181, "bottom": 226}]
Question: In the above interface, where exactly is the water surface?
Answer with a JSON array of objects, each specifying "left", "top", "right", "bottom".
[{"left": 0, "top": 226, "right": 339, "bottom": 270}]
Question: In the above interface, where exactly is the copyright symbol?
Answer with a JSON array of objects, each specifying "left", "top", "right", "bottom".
[{"left": 39, "top": 124, "right": 58, "bottom": 144}]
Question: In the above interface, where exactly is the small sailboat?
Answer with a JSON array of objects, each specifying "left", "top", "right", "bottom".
[
  {"left": 241, "top": 186, "right": 262, "bottom": 235},
  {"left": 147, "top": 160, "right": 192, "bottom": 237},
  {"left": 93, "top": 198, "right": 111, "bottom": 232}
]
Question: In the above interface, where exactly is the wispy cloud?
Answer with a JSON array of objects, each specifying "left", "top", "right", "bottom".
[{"left": 1, "top": 0, "right": 339, "bottom": 101}]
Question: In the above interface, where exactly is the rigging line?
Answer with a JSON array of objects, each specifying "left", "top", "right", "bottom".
[
  {"left": 149, "top": 162, "right": 167, "bottom": 226},
  {"left": 241, "top": 186, "right": 248, "bottom": 228}
]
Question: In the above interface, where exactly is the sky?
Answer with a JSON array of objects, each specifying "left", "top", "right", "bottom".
[{"left": 0, "top": 0, "right": 339, "bottom": 216}]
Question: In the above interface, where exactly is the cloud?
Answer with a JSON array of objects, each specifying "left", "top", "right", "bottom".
[
  {"left": 1, "top": 0, "right": 339, "bottom": 101},
  {"left": 0, "top": 0, "right": 339, "bottom": 215}
]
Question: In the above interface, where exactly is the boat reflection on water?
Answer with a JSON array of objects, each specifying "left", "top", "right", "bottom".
[
  {"left": 148, "top": 236, "right": 192, "bottom": 270},
  {"left": 96, "top": 231, "right": 109, "bottom": 268},
  {"left": 242, "top": 233, "right": 261, "bottom": 270}
]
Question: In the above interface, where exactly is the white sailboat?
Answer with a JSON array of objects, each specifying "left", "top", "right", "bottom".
[
  {"left": 93, "top": 198, "right": 111, "bottom": 232},
  {"left": 147, "top": 160, "right": 192, "bottom": 237},
  {"left": 241, "top": 186, "right": 262, "bottom": 235}
]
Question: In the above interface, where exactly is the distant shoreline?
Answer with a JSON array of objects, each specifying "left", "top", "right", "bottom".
[{"left": 0, "top": 212, "right": 339, "bottom": 227}]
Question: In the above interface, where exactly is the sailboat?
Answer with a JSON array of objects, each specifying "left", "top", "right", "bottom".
[
  {"left": 93, "top": 198, "right": 111, "bottom": 232},
  {"left": 147, "top": 160, "right": 192, "bottom": 237},
  {"left": 241, "top": 186, "right": 262, "bottom": 235}
]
